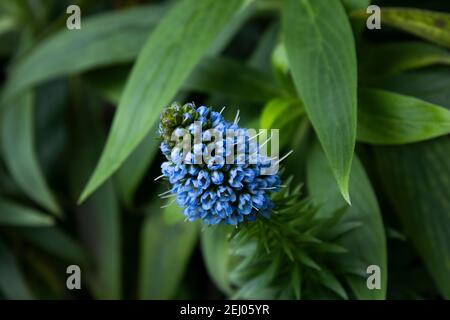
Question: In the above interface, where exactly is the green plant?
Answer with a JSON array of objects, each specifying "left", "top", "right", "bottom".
[{"left": 0, "top": 0, "right": 448, "bottom": 300}]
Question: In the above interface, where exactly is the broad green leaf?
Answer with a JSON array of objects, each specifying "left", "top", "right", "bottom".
[
  {"left": 0, "top": 239, "right": 32, "bottom": 299},
  {"left": 373, "top": 138, "right": 450, "bottom": 298},
  {"left": 1, "top": 92, "right": 61, "bottom": 215},
  {"left": 358, "top": 88, "right": 450, "bottom": 144},
  {"left": 69, "top": 94, "right": 121, "bottom": 300},
  {"left": 139, "top": 203, "right": 198, "bottom": 299},
  {"left": 381, "top": 67, "right": 450, "bottom": 107},
  {"left": 373, "top": 67, "right": 450, "bottom": 298},
  {"left": 351, "top": 8, "right": 450, "bottom": 49},
  {"left": 307, "top": 141, "right": 387, "bottom": 299},
  {"left": 2, "top": 5, "right": 165, "bottom": 99},
  {"left": 0, "top": 198, "right": 54, "bottom": 226},
  {"left": 359, "top": 42, "right": 450, "bottom": 82},
  {"left": 201, "top": 225, "right": 234, "bottom": 296},
  {"left": 79, "top": 0, "right": 246, "bottom": 203},
  {"left": 283, "top": 0, "right": 357, "bottom": 203}
]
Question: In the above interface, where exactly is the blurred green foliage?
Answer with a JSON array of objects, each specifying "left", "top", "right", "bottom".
[{"left": 0, "top": 0, "right": 448, "bottom": 299}]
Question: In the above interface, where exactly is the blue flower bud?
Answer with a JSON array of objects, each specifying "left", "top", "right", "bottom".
[
  {"left": 200, "top": 190, "right": 216, "bottom": 210},
  {"left": 238, "top": 193, "right": 253, "bottom": 215},
  {"left": 159, "top": 103, "right": 281, "bottom": 225},
  {"left": 211, "top": 171, "right": 224, "bottom": 185},
  {"left": 197, "top": 106, "right": 209, "bottom": 117},
  {"left": 229, "top": 167, "right": 244, "bottom": 189},
  {"left": 195, "top": 170, "right": 211, "bottom": 190}
]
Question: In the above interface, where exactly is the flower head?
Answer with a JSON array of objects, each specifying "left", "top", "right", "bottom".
[{"left": 158, "top": 102, "right": 281, "bottom": 225}]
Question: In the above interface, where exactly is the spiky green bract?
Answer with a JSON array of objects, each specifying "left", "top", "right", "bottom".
[{"left": 227, "top": 180, "right": 363, "bottom": 299}]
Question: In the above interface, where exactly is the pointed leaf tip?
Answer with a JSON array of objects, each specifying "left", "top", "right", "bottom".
[
  {"left": 77, "top": 0, "right": 244, "bottom": 200},
  {"left": 339, "top": 179, "right": 352, "bottom": 205}
]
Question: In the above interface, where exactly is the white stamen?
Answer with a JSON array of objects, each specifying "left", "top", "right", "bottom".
[
  {"left": 159, "top": 194, "right": 175, "bottom": 199},
  {"left": 154, "top": 174, "right": 165, "bottom": 181},
  {"left": 275, "top": 150, "right": 294, "bottom": 165},
  {"left": 259, "top": 135, "right": 272, "bottom": 149},
  {"left": 158, "top": 189, "right": 173, "bottom": 197},
  {"left": 160, "top": 199, "right": 175, "bottom": 208},
  {"left": 248, "top": 131, "right": 264, "bottom": 141},
  {"left": 234, "top": 109, "right": 240, "bottom": 125},
  {"left": 252, "top": 206, "right": 259, "bottom": 211},
  {"left": 219, "top": 107, "right": 226, "bottom": 114}
]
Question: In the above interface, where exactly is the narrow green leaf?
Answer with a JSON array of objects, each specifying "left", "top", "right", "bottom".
[
  {"left": 76, "top": 182, "right": 122, "bottom": 299},
  {"left": 291, "top": 265, "right": 302, "bottom": 299},
  {"left": 317, "top": 268, "right": 349, "bottom": 299},
  {"left": 201, "top": 225, "right": 234, "bottom": 296},
  {"left": 358, "top": 88, "right": 450, "bottom": 144},
  {"left": 18, "top": 227, "right": 86, "bottom": 265},
  {"left": 341, "top": 0, "right": 371, "bottom": 36},
  {"left": 297, "top": 251, "right": 321, "bottom": 271},
  {"left": 307, "top": 141, "right": 387, "bottom": 299},
  {"left": 341, "top": 0, "right": 370, "bottom": 12},
  {"left": 249, "top": 22, "right": 279, "bottom": 72},
  {"left": 115, "top": 128, "right": 159, "bottom": 207},
  {"left": 84, "top": 66, "right": 129, "bottom": 105},
  {"left": 79, "top": 0, "right": 245, "bottom": 203},
  {"left": 283, "top": 0, "right": 357, "bottom": 203},
  {"left": 381, "top": 67, "right": 450, "bottom": 108},
  {"left": 34, "top": 80, "right": 68, "bottom": 177},
  {"left": 139, "top": 204, "right": 198, "bottom": 299},
  {"left": 0, "top": 198, "right": 54, "bottom": 226},
  {"left": 0, "top": 239, "right": 32, "bottom": 299},
  {"left": 1, "top": 92, "right": 60, "bottom": 215},
  {"left": 69, "top": 93, "right": 121, "bottom": 300},
  {"left": 2, "top": 5, "right": 164, "bottom": 99},
  {"left": 351, "top": 8, "right": 450, "bottom": 49}
]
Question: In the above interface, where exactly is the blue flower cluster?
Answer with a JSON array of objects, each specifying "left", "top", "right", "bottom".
[{"left": 159, "top": 102, "right": 281, "bottom": 225}]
